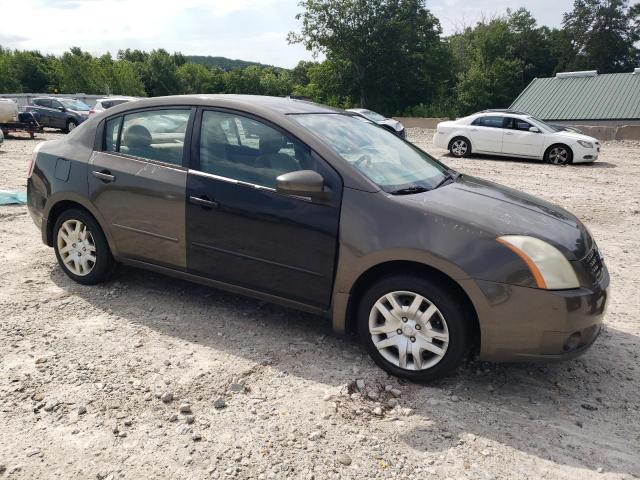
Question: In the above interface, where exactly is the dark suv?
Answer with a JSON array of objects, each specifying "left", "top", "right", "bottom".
[
  {"left": 26, "top": 95, "right": 609, "bottom": 381},
  {"left": 25, "top": 97, "right": 90, "bottom": 132}
]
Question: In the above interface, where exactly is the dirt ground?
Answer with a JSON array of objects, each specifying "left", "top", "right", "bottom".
[{"left": 0, "top": 129, "right": 639, "bottom": 480}]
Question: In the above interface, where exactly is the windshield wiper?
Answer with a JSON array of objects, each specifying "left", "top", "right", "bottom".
[
  {"left": 432, "top": 171, "right": 457, "bottom": 190},
  {"left": 389, "top": 185, "right": 429, "bottom": 195}
]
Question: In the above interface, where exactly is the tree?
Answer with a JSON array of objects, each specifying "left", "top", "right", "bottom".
[
  {"left": 562, "top": 0, "right": 640, "bottom": 72},
  {"left": 289, "top": 0, "right": 450, "bottom": 114}
]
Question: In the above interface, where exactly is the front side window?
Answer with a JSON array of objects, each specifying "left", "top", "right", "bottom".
[
  {"left": 60, "top": 99, "right": 90, "bottom": 111},
  {"left": 291, "top": 114, "right": 448, "bottom": 193},
  {"left": 118, "top": 109, "right": 191, "bottom": 165},
  {"left": 507, "top": 118, "right": 532, "bottom": 131},
  {"left": 198, "top": 111, "right": 313, "bottom": 188}
]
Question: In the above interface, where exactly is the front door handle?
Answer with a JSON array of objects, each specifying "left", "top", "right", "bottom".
[
  {"left": 504, "top": 131, "right": 514, "bottom": 136},
  {"left": 92, "top": 170, "right": 115, "bottom": 182},
  {"left": 189, "top": 195, "right": 218, "bottom": 209}
]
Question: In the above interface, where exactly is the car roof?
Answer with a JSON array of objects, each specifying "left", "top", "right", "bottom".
[{"left": 106, "top": 94, "right": 341, "bottom": 116}]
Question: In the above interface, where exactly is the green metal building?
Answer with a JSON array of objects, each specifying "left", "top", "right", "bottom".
[{"left": 510, "top": 69, "right": 640, "bottom": 126}]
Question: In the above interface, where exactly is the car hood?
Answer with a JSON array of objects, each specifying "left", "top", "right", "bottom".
[
  {"left": 396, "top": 175, "right": 592, "bottom": 260},
  {"left": 378, "top": 119, "right": 404, "bottom": 131},
  {"left": 551, "top": 130, "right": 597, "bottom": 143}
]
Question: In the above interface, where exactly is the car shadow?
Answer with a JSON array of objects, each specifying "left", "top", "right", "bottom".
[{"left": 49, "top": 264, "right": 639, "bottom": 476}]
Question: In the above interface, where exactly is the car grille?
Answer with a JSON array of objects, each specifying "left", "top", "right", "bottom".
[{"left": 582, "top": 247, "right": 604, "bottom": 284}]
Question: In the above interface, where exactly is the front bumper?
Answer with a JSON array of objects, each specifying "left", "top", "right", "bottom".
[
  {"left": 464, "top": 269, "right": 609, "bottom": 362},
  {"left": 572, "top": 142, "right": 600, "bottom": 163}
]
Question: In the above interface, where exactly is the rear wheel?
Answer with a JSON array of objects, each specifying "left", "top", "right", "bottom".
[
  {"left": 357, "top": 275, "right": 470, "bottom": 382},
  {"left": 449, "top": 137, "right": 471, "bottom": 158},
  {"left": 545, "top": 144, "right": 572, "bottom": 165},
  {"left": 53, "top": 209, "right": 114, "bottom": 284}
]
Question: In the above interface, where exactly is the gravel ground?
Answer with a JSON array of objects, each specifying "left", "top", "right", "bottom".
[{"left": 0, "top": 128, "right": 639, "bottom": 479}]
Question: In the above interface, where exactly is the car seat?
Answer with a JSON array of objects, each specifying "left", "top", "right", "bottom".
[{"left": 123, "top": 124, "right": 153, "bottom": 158}]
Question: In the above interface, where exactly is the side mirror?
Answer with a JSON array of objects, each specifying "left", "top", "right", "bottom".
[
  {"left": 529, "top": 126, "right": 540, "bottom": 133},
  {"left": 58, "top": 106, "right": 66, "bottom": 112},
  {"left": 276, "top": 170, "right": 328, "bottom": 201}
]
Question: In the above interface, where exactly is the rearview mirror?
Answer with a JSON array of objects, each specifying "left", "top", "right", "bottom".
[
  {"left": 276, "top": 170, "right": 328, "bottom": 201},
  {"left": 529, "top": 126, "right": 540, "bottom": 133}
]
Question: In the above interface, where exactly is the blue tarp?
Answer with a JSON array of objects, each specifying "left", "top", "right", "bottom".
[{"left": 0, "top": 191, "right": 27, "bottom": 205}]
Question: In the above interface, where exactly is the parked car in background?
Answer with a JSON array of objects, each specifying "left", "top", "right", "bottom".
[
  {"left": 24, "top": 97, "right": 90, "bottom": 132},
  {"left": 27, "top": 95, "right": 609, "bottom": 382},
  {"left": 89, "top": 96, "right": 138, "bottom": 116},
  {"left": 347, "top": 108, "right": 406, "bottom": 138},
  {"left": 434, "top": 109, "right": 600, "bottom": 165},
  {"left": 0, "top": 128, "right": 4, "bottom": 146}
]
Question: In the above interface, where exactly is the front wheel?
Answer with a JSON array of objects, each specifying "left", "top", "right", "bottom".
[
  {"left": 53, "top": 209, "right": 114, "bottom": 284},
  {"left": 449, "top": 137, "right": 471, "bottom": 158},
  {"left": 65, "top": 120, "right": 78, "bottom": 133},
  {"left": 357, "top": 275, "right": 470, "bottom": 382},
  {"left": 545, "top": 144, "right": 572, "bottom": 165}
]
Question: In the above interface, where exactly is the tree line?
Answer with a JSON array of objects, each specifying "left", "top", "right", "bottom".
[{"left": 0, "top": 0, "right": 638, "bottom": 117}]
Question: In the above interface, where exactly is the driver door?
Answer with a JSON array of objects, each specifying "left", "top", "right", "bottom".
[{"left": 186, "top": 109, "right": 343, "bottom": 309}]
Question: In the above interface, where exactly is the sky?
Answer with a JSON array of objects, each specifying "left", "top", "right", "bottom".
[{"left": 0, "top": 0, "right": 575, "bottom": 68}]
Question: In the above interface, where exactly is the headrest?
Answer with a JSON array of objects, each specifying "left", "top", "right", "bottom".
[
  {"left": 123, "top": 124, "right": 152, "bottom": 148},
  {"left": 259, "top": 133, "right": 285, "bottom": 154}
]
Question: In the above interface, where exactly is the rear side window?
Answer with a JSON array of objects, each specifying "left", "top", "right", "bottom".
[
  {"left": 104, "top": 117, "right": 121, "bottom": 152},
  {"left": 472, "top": 116, "right": 504, "bottom": 128},
  {"left": 117, "top": 109, "right": 191, "bottom": 166},
  {"left": 34, "top": 99, "right": 52, "bottom": 108}
]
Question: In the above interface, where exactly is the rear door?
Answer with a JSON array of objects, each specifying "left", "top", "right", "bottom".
[
  {"left": 88, "top": 107, "right": 194, "bottom": 269},
  {"left": 32, "top": 99, "right": 52, "bottom": 126},
  {"left": 186, "top": 108, "right": 342, "bottom": 309},
  {"left": 50, "top": 99, "right": 67, "bottom": 128},
  {"left": 467, "top": 116, "right": 505, "bottom": 153},
  {"left": 501, "top": 117, "right": 546, "bottom": 158}
]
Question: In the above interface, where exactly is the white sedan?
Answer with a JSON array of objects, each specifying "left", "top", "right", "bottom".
[{"left": 433, "top": 110, "right": 600, "bottom": 165}]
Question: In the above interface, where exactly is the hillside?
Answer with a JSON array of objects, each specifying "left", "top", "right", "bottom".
[{"left": 185, "top": 55, "right": 275, "bottom": 71}]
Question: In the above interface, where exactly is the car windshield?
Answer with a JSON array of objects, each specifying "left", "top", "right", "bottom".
[
  {"left": 291, "top": 114, "right": 449, "bottom": 193},
  {"left": 358, "top": 109, "right": 387, "bottom": 122},
  {"left": 60, "top": 99, "right": 90, "bottom": 111},
  {"left": 527, "top": 116, "right": 559, "bottom": 133}
]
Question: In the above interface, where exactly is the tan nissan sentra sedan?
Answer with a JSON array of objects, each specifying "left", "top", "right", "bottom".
[{"left": 27, "top": 95, "right": 609, "bottom": 382}]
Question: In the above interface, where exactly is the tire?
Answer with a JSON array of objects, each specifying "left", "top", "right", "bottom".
[
  {"left": 357, "top": 274, "right": 470, "bottom": 382},
  {"left": 449, "top": 137, "right": 471, "bottom": 158},
  {"left": 65, "top": 120, "right": 78, "bottom": 133},
  {"left": 544, "top": 144, "right": 572, "bottom": 165},
  {"left": 53, "top": 209, "right": 114, "bottom": 285}
]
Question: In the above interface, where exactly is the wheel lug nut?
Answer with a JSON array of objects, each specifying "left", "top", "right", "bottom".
[
  {"left": 415, "top": 324, "right": 421, "bottom": 330},
  {"left": 402, "top": 317, "right": 408, "bottom": 323},
  {"left": 397, "top": 329, "right": 402, "bottom": 335},
  {"left": 410, "top": 336, "right": 416, "bottom": 343}
]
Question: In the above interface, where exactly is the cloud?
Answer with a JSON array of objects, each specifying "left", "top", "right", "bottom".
[{"left": 0, "top": 0, "right": 575, "bottom": 67}]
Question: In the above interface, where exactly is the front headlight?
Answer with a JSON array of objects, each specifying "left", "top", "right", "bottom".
[
  {"left": 497, "top": 235, "right": 580, "bottom": 290},
  {"left": 577, "top": 140, "right": 593, "bottom": 148}
]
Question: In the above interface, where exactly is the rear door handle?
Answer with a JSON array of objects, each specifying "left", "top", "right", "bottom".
[
  {"left": 504, "top": 132, "right": 514, "bottom": 135},
  {"left": 189, "top": 195, "right": 218, "bottom": 209},
  {"left": 92, "top": 170, "right": 115, "bottom": 182}
]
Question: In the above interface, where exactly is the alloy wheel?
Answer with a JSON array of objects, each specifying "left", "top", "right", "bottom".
[
  {"left": 368, "top": 291, "right": 449, "bottom": 371},
  {"left": 451, "top": 140, "right": 467, "bottom": 157},
  {"left": 548, "top": 146, "right": 569, "bottom": 164},
  {"left": 56, "top": 219, "right": 97, "bottom": 276}
]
